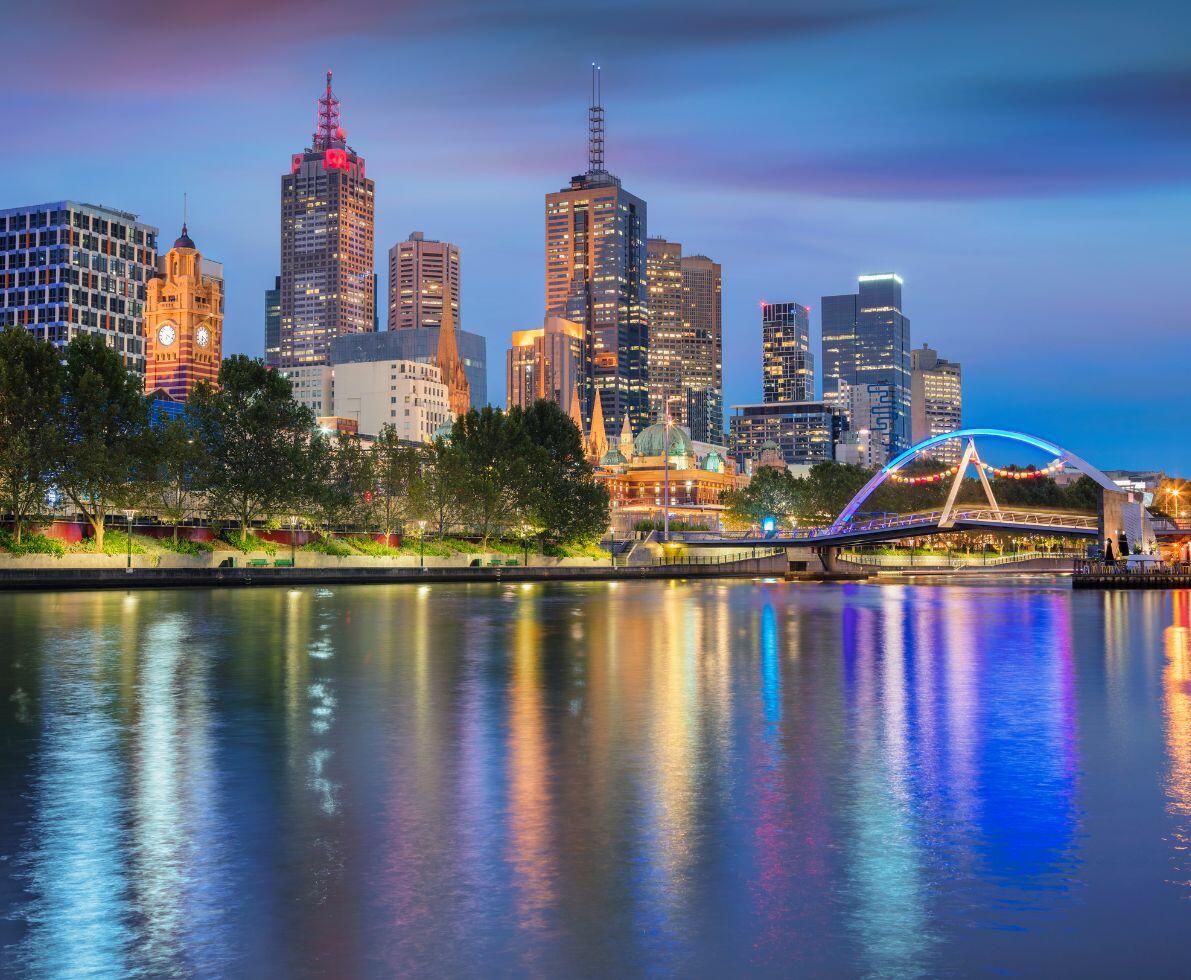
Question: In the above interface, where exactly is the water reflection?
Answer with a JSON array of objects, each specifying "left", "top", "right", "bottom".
[{"left": 0, "top": 581, "right": 1188, "bottom": 975}]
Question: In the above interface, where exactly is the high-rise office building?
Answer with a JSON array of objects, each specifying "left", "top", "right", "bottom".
[
  {"left": 264, "top": 275, "right": 281, "bottom": 368},
  {"left": 279, "top": 72, "right": 376, "bottom": 412},
  {"left": 911, "top": 343, "right": 962, "bottom": 461},
  {"left": 762, "top": 302, "right": 813, "bottom": 403},
  {"left": 506, "top": 316, "right": 585, "bottom": 413},
  {"left": 821, "top": 273, "right": 910, "bottom": 463},
  {"left": 144, "top": 223, "right": 223, "bottom": 401},
  {"left": 0, "top": 201, "right": 157, "bottom": 376},
  {"left": 388, "top": 232, "right": 460, "bottom": 331},
  {"left": 545, "top": 67, "right": 649, "bottom": 441},
  {"left": 645, "top": 239, "right": 722, "bottom": 440}
]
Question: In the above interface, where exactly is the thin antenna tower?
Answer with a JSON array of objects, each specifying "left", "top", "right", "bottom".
[
  {"left": 183, "top": 192, "right": 188, "bottom": 230},
  {"left": 588, "top": 63, "right": 605, "bottom": 173},
  {"left": 314, "top": 70, "right": 342, "bottom": 150}
]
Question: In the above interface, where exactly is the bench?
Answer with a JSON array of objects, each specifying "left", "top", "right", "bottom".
[
  {"left": 504, "top": 559, "right": 519, "bottom": 567},
  {"left": 246, "top": 558, "right": 269, "bottom": 567},
  {"left": 487, "top": 559, "right": 502, "bottom": 567},
  {"left": 274, "top": 559, "right": 294, "bottom": 568}
]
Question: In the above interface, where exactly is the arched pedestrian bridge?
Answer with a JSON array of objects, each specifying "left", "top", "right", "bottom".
[{"left": 670, "top": 428, "right": 1149, "bottom": 549}]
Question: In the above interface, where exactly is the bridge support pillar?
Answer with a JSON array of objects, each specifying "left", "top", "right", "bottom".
[{"left": 813, "top": 545, "right": 840, "bottom": 573}]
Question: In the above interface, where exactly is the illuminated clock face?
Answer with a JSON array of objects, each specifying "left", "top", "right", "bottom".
[
  {"left": 157, "top": 322, "right": 176, "bottom": 347},
  {"left": 196, "top": 326, "right": 210, "bottom": 349}
]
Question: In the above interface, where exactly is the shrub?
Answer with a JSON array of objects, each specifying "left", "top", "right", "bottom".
[
  {"left": 0, "top": 530, "right": 67, "bottom": 557},
  {"left": 71, "top": 529, "right": 146, "bottom": 556},
  {"left": 218, "top": 532, "right": 278, "bottom": 555},
  {"left": 347, "top": 537, "right": 403, "bottom": 558},
  {"left": 303, "top": 536, "right": 354, "bottom": 557},
  {"left": 157, "top": 536, "right": 215, "bottom": 555}
]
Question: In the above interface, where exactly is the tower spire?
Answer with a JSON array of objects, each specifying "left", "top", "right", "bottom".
[
  {"left": 314, "top": 70, "right": 344, "bottom": 150},
  {"left": 588, "top": 63, "right": 604, "bottom": 174}
]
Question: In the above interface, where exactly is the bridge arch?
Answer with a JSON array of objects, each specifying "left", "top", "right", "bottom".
[{"left": 830, "top": 428, "right": 1119, "bottom": 530}]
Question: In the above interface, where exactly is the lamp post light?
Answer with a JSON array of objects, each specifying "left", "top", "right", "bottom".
[
  {"left": 663, "top": 416, "right": 674, "bottom": 543},
  {"left": 290, "top": 516, "right": 298, "bottom": 567},
  {"left": 417, "top": 520, "right": 427, "bottom": 569},
  {"left": 122, "top": 508, "right": 136, "bottom": 571},
  {"left": 520, "top": 524, "right": 532, "bottom": 567}
]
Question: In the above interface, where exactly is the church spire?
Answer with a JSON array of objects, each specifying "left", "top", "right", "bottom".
[
  {"left": 435, "top": 294, "right": 471, "bottom": 418},
  {"left": 568, "top": 380, "right": 588, "bottom": 454},
  {"left": 588, "top": 388, "right": 609, "bottom": 462},
  {"left": 619, "top": 415, "right": 634, "bottom": 457}
]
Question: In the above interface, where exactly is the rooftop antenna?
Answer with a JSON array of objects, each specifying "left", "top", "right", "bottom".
[
  {"left": 588, "top": 63, "right": 605, "bottom": 174},
  {"left": 182, "top": 191, "right": 188, "bottom": 231},
  {"left": 314, "top": 70, "right": 343, "bottom": 150}
]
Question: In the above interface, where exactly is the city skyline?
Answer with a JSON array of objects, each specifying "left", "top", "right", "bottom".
[{"left": 5, "top": 0, "right": 1189, "bottom": 470}]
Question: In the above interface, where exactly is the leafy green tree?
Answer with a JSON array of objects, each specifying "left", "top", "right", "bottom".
[
  {"left": 1059, "top": 475, "right": 1101, "bottom": 513},
  {"left": 0, "top": 328, "right": 63, "bottom": 543},
  {"left": 513, "top": 400, "right": 609, "bottom": 544},
  {"left": 311, "top": 432, "right": 373, "bottom": 535},
  {"left": 369, "top": 425, "right": 425, "bottom": 539},
  {"left": 420, "top": 437, "right": 464, "bottom": 537},
  {"left": 789, "top": 460, "right": 873, "bottom": 526},
  {"left": 451, "top": 406, "right": 527, "bottom": 545},
  {"left": 142, "top": 413, "right": 207, "bottom": 542},
  {"left": 56, "top": 333, "right": 153, "bottom": 550},
  {"left": 189, "top": 356, "right": 315, "bottom": 545},
  {"left": 721, "top": 466, "right": 801, "bottom": 529}
]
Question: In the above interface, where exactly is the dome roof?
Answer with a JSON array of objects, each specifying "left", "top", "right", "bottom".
[
  {"left": 702, "top": 450, "right": 725, "bottom": 472},
  {"left": 173, "top": 223, "right": 195, "bottom": 250},
  {"left": 634, "top": 421, "right": 693, "bottom": 458},
  {"left": 432, "top": 419, "right": 454, "bottom": 442},
  {"left": 600, "top": 447, "right": 627, "bottom": 467},
  {"left": 760, "top": 438, "right": 780, "bottom": 451}
]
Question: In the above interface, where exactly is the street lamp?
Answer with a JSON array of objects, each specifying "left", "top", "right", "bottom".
[
  {"left": 663, "top": 416, "right": 674, "bottom": 543},
  {"left": 417, "top": 519, "right": 427, "bottom": 569},
  {"left": 122, "top": 508, "right": 136, "bottom": 571},
  {"left": 520, "top": 524, "right": 532, "bottom": 567},
  {"left": 289, "top": 515, "right": 298, "bottom": 567}
]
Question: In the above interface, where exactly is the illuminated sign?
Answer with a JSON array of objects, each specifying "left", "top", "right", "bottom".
[
  {"left": 291, "top": 154, "right": 303, "bottom": 174},
  {"left": 857, "top": 273, "right": 904, "bottom": 284},
  {"left": 324, "top": 149, "right": 349, "bottom": 171}
]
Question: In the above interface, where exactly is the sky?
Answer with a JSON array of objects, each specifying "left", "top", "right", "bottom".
[{"left": 6, "top": 0, "right": 1190, "bottom": 472}]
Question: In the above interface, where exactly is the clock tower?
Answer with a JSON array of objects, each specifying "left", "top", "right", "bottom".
[{"left": 144, "top": 223, "right": 224, "bottom": 401}]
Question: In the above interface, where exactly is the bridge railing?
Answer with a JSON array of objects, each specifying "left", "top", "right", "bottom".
[{"left": 841, "top": 550, "right": 1084, "bottom": 569}]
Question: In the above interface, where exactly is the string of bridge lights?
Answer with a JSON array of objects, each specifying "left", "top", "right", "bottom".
[{"left": 888, "top": 459, "right": 1065, "bottom": 485}]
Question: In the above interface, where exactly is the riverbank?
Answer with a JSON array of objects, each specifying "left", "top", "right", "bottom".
[
  {"left": 1073, "top": 568, "right": 1191, "bottom": 589},
  {"left": 0, "top": 553, "right": 789, "bottom": 591}
]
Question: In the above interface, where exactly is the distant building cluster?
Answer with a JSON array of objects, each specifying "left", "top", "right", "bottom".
[{"left": 1, "top": 67, "right": 965, "bottom": 483}]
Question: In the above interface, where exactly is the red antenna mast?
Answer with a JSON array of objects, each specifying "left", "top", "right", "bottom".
[{"left": 314, "top": 70, "right": 343, "bottom": 150}]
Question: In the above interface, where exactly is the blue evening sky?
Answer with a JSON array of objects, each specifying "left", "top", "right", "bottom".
[{"left": 6, "top": 0, "right": 1189, "bottom": 471}]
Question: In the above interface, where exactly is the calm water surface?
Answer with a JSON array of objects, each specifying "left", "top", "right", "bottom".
[{"left": 0, "top": 578, "right": 1189, "bottom": 977}]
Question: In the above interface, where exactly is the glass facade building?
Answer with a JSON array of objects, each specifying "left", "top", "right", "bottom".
[
  {"left": 820, "top": 273, "right": 910, "bottom": 463},
  {"left": 264, "top": 275, "right": 281, "bottom": 368},
  {"left": 729, "top": 401, "right": 844, "bottom": 468},
  {"left": 0, "top": 201, "right": 158, "bottom": 377},
  {"left": 762, "top": 302, "right": 813, "bottom": 403}
]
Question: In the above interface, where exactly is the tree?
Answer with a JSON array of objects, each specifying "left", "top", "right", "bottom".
[
  {"left": 721, "top": 466, "right": 801, "bottom": 529},
  {"left": 370, "top": 426, "right": 424, "bottom": 539},
  {"left": 142, "top": 413, "right": 206, "bottom": 542},
  {"left": 420, "top": 437, "right": 464, "bottom": 537},
  {"left": 310, "top": 432, "right": 373, "bottom": 535},
  {"left": 789, "top": 460, "right": 873, "bottom": 526},
  {"left": 513, "top": 400, "right": 609, "bottom": 544},
  {"left": 451, "top": 406, "right": 526, "bottom": 545},
  {"left": 0, "top": 328, "right": 63, "bottom": 544},
  {"left": 189, "top": 356, "right": 315, "bottom": 545},
  {"left": 56, "top": 333, "right": 153, "bottom": 550},
  {"left": 1060, "top": 475, "right": 1101, "bottom": 513}
]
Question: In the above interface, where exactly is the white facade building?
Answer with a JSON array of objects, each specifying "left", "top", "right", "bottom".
[{"left": 330, "top": 359, "right": 450, "bottom": 443}]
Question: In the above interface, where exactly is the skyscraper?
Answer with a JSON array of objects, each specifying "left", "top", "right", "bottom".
[
  {"left": 545, "top": 66, "right": 649, "bottom": 441},
  {"left": 0, "top": 201, "right": 157, "bottom": 377},
  {"left": 821, "top": 273, "right": 910, "bottom": 463},
  {"left": 506, "top": 316, "right": 585, "bottom": 413},
  {"left": 279, "top": 72, "right": 375, "bottom": 412},
  {"left": 645, "top": 237, "right": 722, "bottom": 440},
  {"left": 762, "top": 302, "right": 813, "bottom": 403},
  {"left": 388, "top": 232, "right": 461, "bottom": 331},
  {"left": 911, "top": 343, "right": 962, "bottom": 461},
  {"left": 264, "top": 275, "right": 280, "bottom": 368},
  {"left": 144, "top": 223, "right": 223, "bottom": 401}
]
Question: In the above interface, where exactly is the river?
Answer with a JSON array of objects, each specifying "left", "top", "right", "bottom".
[{"left": 0, "top": 578, "right": 1188, "bottom": 976}]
